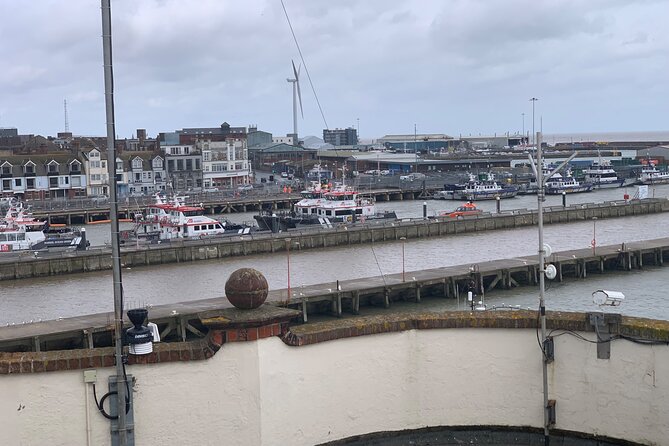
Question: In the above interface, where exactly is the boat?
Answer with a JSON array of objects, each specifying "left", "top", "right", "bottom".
[
  {"left": 0, "top": 224, "right": 47, "bottom": 252},
  {"left": 437, "top": 202, "right": 483, "bottom": 219},
  {"left": 254, "top": 185, "right": 397, "bottom": 232},
  {"left": 531, "top": 164, "right": 593, "bottom": 195},
  {"left": 638, "top": 162, "right": 669, "bottom": 185},
  {"left": 544, "top": 169, "right": 593, "bottom": 194},
  {"left": 435, "top": 173, "right": 517, "bottom": 200},
  {"left": 0, "top": 201, "right": 88, "bottom": 252},
  {"left": 582, "top": 154, "right": 633, "bottom": 189},
  {"left": 122, "top": 194, "right": 254, "bottom": 244}
]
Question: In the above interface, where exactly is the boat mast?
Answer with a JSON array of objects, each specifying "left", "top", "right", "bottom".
[{"left": 101, "top": 1, "right": 128, "bottom": 444}]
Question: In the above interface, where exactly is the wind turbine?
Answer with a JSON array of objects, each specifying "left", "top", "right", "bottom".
[{"left": 287, "top": 60, "right": 303, "bottom": 143}]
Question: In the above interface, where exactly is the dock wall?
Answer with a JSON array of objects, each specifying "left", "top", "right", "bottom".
[
  {"left": 1, "top": 311, "right": 667, "bottom": 445},
  {"left": 1, "top": 198, "right": 667, "bottom": 281}
]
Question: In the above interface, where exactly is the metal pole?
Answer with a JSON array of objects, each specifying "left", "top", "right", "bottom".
[
  {"left": 414, "top": 124, "right": 418, "bottom": 173},
  {"left": 592, "top": 217, "right": 597, "bottom": 255},
  {"left": 292, "top": 81, "right": 298, "bottom": 140},
  {"left": 401, "top": 238, "right": 406, "bottom": 282},
  {"left": 101, "top": 1, "right": 127, "bottom": 445},
  {"left": 537, "top": 130, "right": 549, "bottom": 445},
  {"left": 522, "top": 113, "right": 525, "bottom": 143},
  {"left": 286, "top": 238, "right": 291, "bottom": 298},
  {"left": 530, "top": 98, "right": 538, "bottom": 148}
]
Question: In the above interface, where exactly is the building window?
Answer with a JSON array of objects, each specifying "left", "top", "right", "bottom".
[
  {"left": 24, "top": 164, "right": 35, "bottom": 174},
  {"left": 49, "top": 177, "right": 59, "bottom": 188},
  {"left": 26, "top": 178, "right": 35, "bottom": 189},
  {"left": 70, "top": 162, "right": 81, "bottom": 173},
  {"left": 186, "top": 159, "right": 193, "bottom": 171},
  {"left": 132, "top": 158, "right": 143, "bottom": 169},
  {"left": 1, "top": 164, "right": 11, "bottom": 175},
  {"left": 167, "top": 160, "right": 175, "bottom": 172},
  {"left": 1, "top": 179, "right": 10, "bottom": 190},
  {"left": 195, "top": 159, "right": 201, "bottom": 170},
  {"left": 177, "top": 159, "right": 184, "bottom": 171},
  {"left": 14, "top": 178, "right": 22, "bottom": 187},
  {"left": 91, "top": 160, "right": 100, "bottom": 168},
  {"left": 48, "top": 163, "right": 59, "bottom": 173},
  {"left": 72, "top": 176, "right": 81, "bottom": 187}
]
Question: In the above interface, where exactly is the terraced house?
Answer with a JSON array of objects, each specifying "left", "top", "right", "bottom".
[{"left": 0, "top": 154, "right": 86, "bottom": 199}]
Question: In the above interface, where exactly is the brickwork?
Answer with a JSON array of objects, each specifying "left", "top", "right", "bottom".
[{"left": 2, "top": 309, "right": 668, "bottom": 375}]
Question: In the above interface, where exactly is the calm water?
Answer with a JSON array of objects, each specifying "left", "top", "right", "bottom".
[{"left": 2, "top": 202, "right": 669, "bottom": 324}]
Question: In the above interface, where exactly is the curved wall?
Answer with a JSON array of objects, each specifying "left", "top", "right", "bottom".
[{"left": 1, "top": 327, "right": 667, "bottom": 445}]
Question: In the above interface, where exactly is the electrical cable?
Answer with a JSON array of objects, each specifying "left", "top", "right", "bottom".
[
  {"left": 280, "top": 0, "right": 329, "bottom": 130},
  {"left": 92, "top": 361, "right": 131, "bottom": 420}
]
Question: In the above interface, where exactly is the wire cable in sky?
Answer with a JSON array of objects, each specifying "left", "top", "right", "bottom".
[{"left": 280, "top": 0, "right": 329, "bottom": 130}]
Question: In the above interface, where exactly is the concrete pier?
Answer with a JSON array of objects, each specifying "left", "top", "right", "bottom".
[
  {"left": 1, "top": 237, "right": 668, "bottom": 352},
  {"left": 0, "top": 198, "right": 667, "bottom": 281}
]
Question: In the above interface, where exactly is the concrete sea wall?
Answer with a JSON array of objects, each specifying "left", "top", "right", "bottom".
[
  {"left": 0, "top": 198, "right": 667, "bottom": 281},
  {"left": 1, "top": 311, "right": 667, "bottom": 445}
]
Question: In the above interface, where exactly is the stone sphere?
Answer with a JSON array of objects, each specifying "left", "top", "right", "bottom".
[{"left": 225, "top": 268, "right": 269, "bottom": 310}]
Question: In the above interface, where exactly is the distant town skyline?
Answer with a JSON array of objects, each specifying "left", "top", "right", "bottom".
[{"left": 1, "top": 0, "right": 667, "bottom": 140}]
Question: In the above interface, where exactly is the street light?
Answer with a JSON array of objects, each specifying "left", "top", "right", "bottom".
[
  {"left": 530, "top": 98, "right": 538, "bottom": 148},
  {"left": 400, "top": 237, "right": 406, "bottom": 282}
]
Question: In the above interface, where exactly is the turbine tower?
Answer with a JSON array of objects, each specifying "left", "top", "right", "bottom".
[{"left": 287, "top": 60, "right": 303, "bottom": 143}]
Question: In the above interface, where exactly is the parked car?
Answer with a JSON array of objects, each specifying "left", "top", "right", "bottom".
[
  {"left": 439, "top": 202, "right": 482, "bottom": 219},
  {"left": 237, "top": 184, "right": 254, "bottom": 191}
]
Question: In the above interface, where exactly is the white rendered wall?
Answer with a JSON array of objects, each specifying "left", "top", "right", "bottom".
[{"left": 1, "top": 329, "right": 667, "bottom": 445}]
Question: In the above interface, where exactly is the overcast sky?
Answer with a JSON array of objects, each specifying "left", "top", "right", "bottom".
[{"left": 1, "top": 0, "right": 667, "bottom": 140}]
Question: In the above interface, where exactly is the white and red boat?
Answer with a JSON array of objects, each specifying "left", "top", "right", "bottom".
[
  {"left": 0, "top": 201, "right": 87, "bottom": 252},
  {"left": 127, "top": 194, "right": 253, "bottom": 243}
]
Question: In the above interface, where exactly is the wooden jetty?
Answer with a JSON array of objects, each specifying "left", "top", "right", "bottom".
[{"left": 1, "top": 237, "right": 667, "bottom": 353}]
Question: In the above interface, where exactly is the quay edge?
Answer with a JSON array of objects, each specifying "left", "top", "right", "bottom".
[{"left": 0, "top": 198, "right": 668, "bottom": 281}]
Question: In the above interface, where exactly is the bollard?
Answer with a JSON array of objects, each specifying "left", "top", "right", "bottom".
[
  {"left": 423, "top": 202, "right": 427, "bottom": 218},
  {"left": 496, "top": 196, "right": 501, "bottom": 214},
  {"left": 562, "top": 191, "right": 567, "bottom": 208}
]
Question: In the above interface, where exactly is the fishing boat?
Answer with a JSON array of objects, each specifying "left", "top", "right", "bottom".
[
  {"left": 638, "top": 162, "right": 669, "bottom": 185},
  {"left": 435, "top": 173, "right": 517, "bottom": 200}
]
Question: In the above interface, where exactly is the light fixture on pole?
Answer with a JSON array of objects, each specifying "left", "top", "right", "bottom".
[{"left": 530, "top": 98, "right": 538, "bottom": 148}]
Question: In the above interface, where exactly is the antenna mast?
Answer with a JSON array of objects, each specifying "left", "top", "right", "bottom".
[{"left": 64, "top": 99, "right": 70, "bottom": 132}]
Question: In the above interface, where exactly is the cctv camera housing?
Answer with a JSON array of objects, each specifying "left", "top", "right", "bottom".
[{"left": 592, "top": 290, "right": 625, "bottom": 307}]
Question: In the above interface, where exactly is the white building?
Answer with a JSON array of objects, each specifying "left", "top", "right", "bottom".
[
  {"left": 197, "top": 139, "right": 252, "bottom": 189},
  {"left": 82, "top": 148, "right": 109, "bottom": 197}
]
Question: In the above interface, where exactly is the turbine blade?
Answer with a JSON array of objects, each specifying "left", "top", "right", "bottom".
[
  {"left": 292, "top": 60, "right": 299, "bottom": 80},
  {"left": 296, "top": 77, "right": 303, "bottom": 118}
]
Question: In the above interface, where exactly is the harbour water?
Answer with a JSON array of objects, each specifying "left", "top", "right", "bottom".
[{"left": 2, "top": 202, "right": 669, "bottom": 325}]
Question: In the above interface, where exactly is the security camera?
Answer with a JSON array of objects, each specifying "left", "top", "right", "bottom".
[{"left": 592, "top": 290, "right": 625, "bottom": 307}]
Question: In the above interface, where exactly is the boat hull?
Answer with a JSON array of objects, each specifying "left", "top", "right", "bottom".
[
  {"left": 446, "top": 189, "right": 517, "bottom": 201},
  {"left": 545, "top": 184, "right": 593, "bottom": 194}
]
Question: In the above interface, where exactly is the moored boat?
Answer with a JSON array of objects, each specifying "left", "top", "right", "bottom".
[
  {"left": 125, "top": 194, "right": 241, "bottom": 242},
  {"left": 254, "top": 185, "right": 397, "bottom": 232},
  {"left": 638, "top": 162, "right": 669, "bottom": 185},
  {"left": 435, "top": 173, "right": 517, "bottom": 201},
  {"left": 582, "top": 160, "right": 626, "bottom": 189},
  {"left": 437, "top": 202, "right": 483, "bottom": 219}
]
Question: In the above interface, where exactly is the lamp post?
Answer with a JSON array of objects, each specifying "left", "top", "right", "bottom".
[
  {"left": 530, "top": 98, "right": 538, "bottom": 148},
  {"left": 400, "top": 237, "right": 406, "bottom": 282},
  {"left": 522, "top": 112, "right": 525, "bottom": 144},
  {"left": 592, "top": 217, "right": 597, "bottom": 255},
  {"left": 414, "top": 123, "right": 418, "bottom": 173}
]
